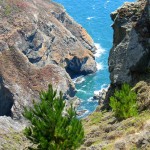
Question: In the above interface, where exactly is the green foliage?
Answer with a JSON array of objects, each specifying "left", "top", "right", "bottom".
[
  {"left": 4, "top": 4, "right": 12, "bottom": 16},
  {"left": 110, "top": 83, "right": 138, "bottom": 120},
  {"left": 23, "top": 85, "right": 84, "bottom": 150}
]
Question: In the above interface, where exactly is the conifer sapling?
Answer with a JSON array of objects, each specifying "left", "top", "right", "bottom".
[{"left": 23, "top": 84, "right": 84, "bottom": 150}]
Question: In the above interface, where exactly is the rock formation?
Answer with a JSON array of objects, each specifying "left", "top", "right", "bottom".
[
  {"left": 104, "top": 0, "right": 150, "bottom": 108},
  {"left": 109, "top": 0, "right": 149, "bottom": 85},
  {"left": 0, "top": 0, "right": 97, "bottom": 148},
  {"left": 0, "top": 0, "right": 97, "bottom": 119},
  {"left": 80, "top": 0, "right": 150, "bottom": 149}
]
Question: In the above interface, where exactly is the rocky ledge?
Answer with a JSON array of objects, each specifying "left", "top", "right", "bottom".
[{"left": 0, "top": 0, "right": 97, "bottom": 77}]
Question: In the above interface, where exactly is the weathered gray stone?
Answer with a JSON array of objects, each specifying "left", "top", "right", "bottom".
[{"left": 109, "top": 0, "right": 150, "bottom": 85}]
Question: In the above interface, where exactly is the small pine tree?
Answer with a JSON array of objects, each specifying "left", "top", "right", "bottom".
[
  {"left": 110, "top": 83, "right": 138, "bottom": 120},
  {"left": 23, "top": 85, "right": 84, "bottom": 150}
]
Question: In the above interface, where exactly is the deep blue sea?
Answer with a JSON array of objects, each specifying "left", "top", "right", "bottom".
[{"left": 54, "top": 0, "right": 134, "bottom": 118}]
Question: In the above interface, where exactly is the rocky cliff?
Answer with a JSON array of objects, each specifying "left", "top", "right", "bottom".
[
  {"left": 81, "top": 0, "right": 150, "bottom": 149},
  {"left": 109, "top": 0, "right": 149, "bottom": 85},
  {"left": 0, "top": 0, "right": 97, "bottom": 148},
  {"left": 0, "top": 0, "right": 97, "bottom": 119},
  {"left": 104, "top": 0, "right": 150, "bottom": 108}
]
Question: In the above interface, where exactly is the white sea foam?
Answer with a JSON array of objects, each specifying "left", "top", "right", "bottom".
[
  {"left": 94, "top": 90, "right": 100, "bottom": 95},
  {"left": 82, "top": 85, "right": 86, "bottom": 88},
  {"left": 87, "top": 97, "right": 98, "bottom": 102},
  {"left": 77, "top": 109, "right": 89, "bottom": 118},
  {"left": 94, "top": 43, "right": 105, "bottom": 58},
  {"left": 96, "top": 62, "right": 103, "bottom": 70},
  {"left": 87, "top": 16, "right": 94, "bottom": 20},
  {"left": 94, "top": 84, "right": 109, "bottom": 95},
  {"left": 87, "top": 97, "right": 93, "bottom": 102},
  {"left": 104, "top": 0, "right": 110, "bottom": 8},
  {"left": 101, "top": 83, "right": 109, "bottom": 89},
  {"left": 76, "top": 89, "right": 86, "bottom": 94},
  {"left": 72, "top": 76, "right": 85, "bottom": 84}
]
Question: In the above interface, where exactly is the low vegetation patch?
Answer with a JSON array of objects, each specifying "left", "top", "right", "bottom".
[
  {"left": 110, "top": 83, "right": 138, "bottom": 120},
  {"left": 2, "top": 0, "right": 28, "bottom": 16}
]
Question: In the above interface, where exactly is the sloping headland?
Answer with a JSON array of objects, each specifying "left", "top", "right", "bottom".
[
  {"left": 0, "top": 0, "right": 150, "bottom": 149},
  {"left": 0, "top": 0, "right": 97, "bottom": 148}
]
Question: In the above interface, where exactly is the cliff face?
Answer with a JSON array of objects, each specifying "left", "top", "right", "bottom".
[
  {"left": 0, "top": 0, "right": 97, "bottom": 118},
  {"left": 103, "top": 0, "right": 150, "bottom": 108},
  {"left": 109, "top": 0, "right": 150, "bottom": 85},
  {"left": 80, "top": 1, "right": 150, "bottom": 149}
]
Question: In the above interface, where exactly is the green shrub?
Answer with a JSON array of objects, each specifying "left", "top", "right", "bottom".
[
  {"left": 110, "top": 83, "right": 138, "bottom": 120},
  {"left": 4, "top": 5, "right": 12, "bottom": 16},
  {"left": 23, "top": 85, "right": 84, "bottom": 150}
]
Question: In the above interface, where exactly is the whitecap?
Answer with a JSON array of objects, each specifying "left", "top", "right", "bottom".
[
  {"left": 104, "top": 0, "right": 110, "bottom": 8},
  {"left": 94, "top": 84, "right": 110, "bottom": 95},
  {"left": 87, "top": 97, "right": 98, "bottom": 102},
  {"left": 76, "top": 89, "right": 86, "bottom": 94},
  {"left": 82, "top": 85, "right": 86, "bottom": 88},
  {"left": 96, "top": 62, "right": 104, "bottom": 70},
  {"left": 72, "top": 76, "right": 85, "bottom": 84},
  {"left": 87, "top": 16, "right": 94, "bottom": 20},
  {"left": 94, "top": 43, "right": 105, "bottom": 58}
]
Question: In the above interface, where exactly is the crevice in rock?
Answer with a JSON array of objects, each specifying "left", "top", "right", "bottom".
[
  {"left": 65, "top": 57, "right": 89, "bottom": 78},
  {"left": 0, "top": 77, "right": 14, "bottom": 117},
  {"left": 28, "top": 57, "right": 42, "bottom": 64}
]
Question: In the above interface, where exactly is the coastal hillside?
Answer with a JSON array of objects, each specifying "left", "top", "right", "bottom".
[
  {"left": 0, "top": 0, "right": 97, "bottom": 119},
  {"left": 81, "top": 0, "right": 150, "bottom": 149},
  {"left": 0, "top": 0, "right": 97, "bottom": 148},
  {"left": 0, "top": 0, "right": 150, "bottom": 149}
]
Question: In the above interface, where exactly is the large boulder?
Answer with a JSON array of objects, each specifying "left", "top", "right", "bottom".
[{"left": 103, "top": 0, "right": 150, "bottom": 109}]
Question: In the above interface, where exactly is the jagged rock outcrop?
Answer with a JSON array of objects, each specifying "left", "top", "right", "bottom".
[
  {"left": 0, "top": 42, "right": 76, "bottom": 119},
  {"left": 103, "top": 0, "right": 150, "bottom": 108},
  {"left": 109, "top": 0, "right": 149, "bottom": 85},
  {"left": 0, "top": 0, "right": 97, "bottom": 118},
  {"left": 83, "top": 1, "right": 150, "bottom": 149}
]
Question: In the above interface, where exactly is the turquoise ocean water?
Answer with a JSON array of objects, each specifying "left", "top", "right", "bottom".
[{"left": 54, "top": 0, "right": 134, "bottom": 117}]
